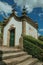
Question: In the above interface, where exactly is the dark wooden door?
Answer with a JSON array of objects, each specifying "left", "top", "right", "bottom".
[{"left": 10, "top": 29, "right": 15, "bottom": 47}]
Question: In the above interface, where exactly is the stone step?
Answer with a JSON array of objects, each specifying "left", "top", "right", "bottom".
[
  {"left": 3, "top": 50, "right": 22, "bottom": 54},
  {"left": 3, "top": 55, "right": 32, "bottom": 65},
  {"left": 2, "top": 51, "right": 27, "bottom": 60},
  {"left": 0, "top": 47, "right": 22, "bottom": 54},
  {"left": 17, "top": 58, "right": 38, "bottom": 65},
  {"left": 0, "top": 47, "right": 42, "bottom": 65},
  {"left": 34, "top": 61, "right": 43, "bottom": 65}
]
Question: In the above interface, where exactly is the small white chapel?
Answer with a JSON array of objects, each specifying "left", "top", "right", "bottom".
[{"left": 0, "top": 8, "right": 38, "bottom": 48}]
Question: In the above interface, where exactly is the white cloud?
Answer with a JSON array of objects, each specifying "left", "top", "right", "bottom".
[
  {"left": 0, "top": 1, "right": 12, "bottom": 16},
  {"left": 14, "top": 0, "right": 43, "bottom": 13},
  {"left": 39, "top": 29, "right": 43, "bottom": 31},
  {"left": 39, "top": 13, "right": 43, "bottom": 16},
  {"left": 14, "top": 0, "right": 24, "bottom": 7}
]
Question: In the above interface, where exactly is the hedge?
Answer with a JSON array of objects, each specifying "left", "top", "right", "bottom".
[
  {"left": 23, "top": 40, "right": 43, "bottom": 61},
  {"left": 23, "top": 35, "right": 43, "bottom": 49},
  {"left": 0, "top": 34, "right": 3, "bottom": 38},
  {"left": 38, "top": 36, "right": 43, "bottom": 41}
]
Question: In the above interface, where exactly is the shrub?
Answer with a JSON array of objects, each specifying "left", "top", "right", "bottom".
[
  {"left": 23, "top": 35, "right": 43, "bottom": 49},
  {"left": 0, "top": 34, "right": 3, "bottom": 38},
  {"left": 23, "top": 40, "right": 43, "bottom": 61},
  {"left": 38, "top": 36, "right": 43, "bottom": 41}
]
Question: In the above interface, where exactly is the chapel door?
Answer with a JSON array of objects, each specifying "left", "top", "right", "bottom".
[{"left": 10, "top": 29, "right": 15, "bottom": 47}]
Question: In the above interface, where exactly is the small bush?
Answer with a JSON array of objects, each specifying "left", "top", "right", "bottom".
[
  {"left": 23, "top": 40, "right": 43, "bottom": 61},
  {"left": 38, "top": 36, "right": 43, "bottom": 41},
  {"left": 23, "top": 35, "right": 43, "bottom": 49},
  {"left": 0, "top": 34, "right": 3, "bottom": 38}
]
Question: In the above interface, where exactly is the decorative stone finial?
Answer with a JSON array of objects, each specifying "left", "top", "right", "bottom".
[{"left": 22, "top": 6, "right": 27, "bottom": 16}]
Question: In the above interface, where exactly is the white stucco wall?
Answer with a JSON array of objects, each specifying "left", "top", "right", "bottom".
[
  {"left": 3, "top": 17, "right": 22, "bottom": 46},
  {"left": 26, "top": 22, "right": 38, "bottom": 39}
]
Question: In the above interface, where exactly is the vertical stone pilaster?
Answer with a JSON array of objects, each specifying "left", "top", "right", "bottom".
[
  {"left": 36, "top": 30, "right": 38, "bottom": 39},
  {"left": 22, "top": 19, "right": 26, "bottom": 36},
  {"left": 7, "top": 30, "right": 10, "bottom": 47},
  {"left": 19, "top": 19, "right": 26, "bottom": 49},
  {"left": 19, "top": 36, "right": 23, "bottom": 49}
]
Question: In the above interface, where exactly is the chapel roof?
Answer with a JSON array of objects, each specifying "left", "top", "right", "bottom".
[{"left": 3, "top": 9, "right": 38, "bottom": 29}]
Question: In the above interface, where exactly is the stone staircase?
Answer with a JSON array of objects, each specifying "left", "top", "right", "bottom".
[{"left": 0, "top": 47, "right": 43, "bottom": 65}]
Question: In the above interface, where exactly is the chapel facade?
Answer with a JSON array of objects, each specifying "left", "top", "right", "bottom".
[{"left": 0, "top": 8, "right": 38, "bottom": 48}]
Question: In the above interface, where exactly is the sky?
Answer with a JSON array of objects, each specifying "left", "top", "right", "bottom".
[{"left": 0, "top": 0, "right": 43, "bottom": 36}]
